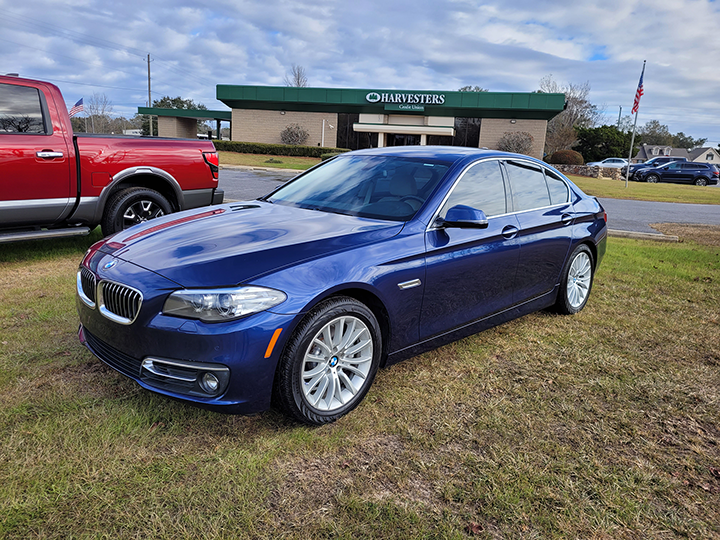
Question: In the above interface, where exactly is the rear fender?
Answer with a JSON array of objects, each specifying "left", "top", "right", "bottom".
[{"left": 88, "top": 167, "right": 184, "bottom": 223}]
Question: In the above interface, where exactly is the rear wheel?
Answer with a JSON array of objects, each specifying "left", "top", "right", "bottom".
[
  {"left": 645, "top": 174, "right": 659, "bottom": 183},
  {"left": 554, "top": 244, "right": 594, "bottom": 315},
  {"left": 695, "top": 177, "right": 708, "bottom": 186},
  {"left": 274, "top": 296, "right": 381, "bottom": 425},
  {"left": 102, "top": 187, "right": 172, "bottom": 236}
]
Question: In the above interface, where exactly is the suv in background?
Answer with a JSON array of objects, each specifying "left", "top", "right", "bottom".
[
  {"left": 634, "top": 161, "right": 719, "bottom": 186},
  {"left": 621, "top": 156, "right": 688, "bottom": 179}
]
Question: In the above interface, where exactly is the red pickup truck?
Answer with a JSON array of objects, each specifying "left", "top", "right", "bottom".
[{"left": 0, "top": 74, "right": 223, "bottom": 243}]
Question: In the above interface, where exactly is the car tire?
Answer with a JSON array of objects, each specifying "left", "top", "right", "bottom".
[
  {"left": 695, "top": 177, "right": 708, "bottom": 186},
  {"left": 102, "top": 187, "right": 172, "bottom": 236},
  {"left": 645, "top": 174, "right": 659, "bottom": 183},
  {"left": 554, "top": 244, "right": 594, "bottom": 315},
  {"left": 274, "top": 296, "right": 381, "bottom": 425}
]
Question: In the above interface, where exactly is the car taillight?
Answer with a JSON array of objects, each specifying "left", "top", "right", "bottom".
[{"left": 203, "top": 152, "right": 219, "bottom": 179}]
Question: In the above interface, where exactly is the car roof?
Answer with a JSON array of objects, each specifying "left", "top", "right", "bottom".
[{"left": 342, "top": 145, "right": 547, "bottom": 168}]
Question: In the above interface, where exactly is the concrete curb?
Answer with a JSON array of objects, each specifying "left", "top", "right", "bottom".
[{"left": 608, "top": 229, "right": 679, "bottom": 242}]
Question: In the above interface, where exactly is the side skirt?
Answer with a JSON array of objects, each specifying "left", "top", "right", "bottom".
[{"left": 384, "top": 287, "right": 558, "bottom": 367}]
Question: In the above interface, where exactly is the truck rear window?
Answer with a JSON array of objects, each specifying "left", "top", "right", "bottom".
[{"left": 0, "top": 83, "right": 46, "bottom": 134}]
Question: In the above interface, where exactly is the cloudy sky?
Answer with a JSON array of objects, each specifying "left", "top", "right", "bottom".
[{"left": 2, "top": 0, "right": 719, "bottom": 146}]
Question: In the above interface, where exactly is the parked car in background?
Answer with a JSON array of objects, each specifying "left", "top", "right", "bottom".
[
  {"left": 77, "top": 146, "right": 607, "bottom": 425},
  {"left": 620, "top": 156, "right": 688, "bottom": 179},
  {"left": 586, "top": 158, "right": 628, "bottom": 168},
  {"left": 634, "top": 161, "right": 719, "bottom": 185},
  {"left": 0, "top": 74, "right": 223, "bottom": 243}
]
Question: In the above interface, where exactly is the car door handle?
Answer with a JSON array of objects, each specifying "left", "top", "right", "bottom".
[
  {"left": 36, "top": 151, "right": 64, "bottom": 159},
  {"left": 561, "top": 213, "right": 573, "bottom": 225},
  {"left": 502, "top": 225, "right": 519, "bottom": 239}
]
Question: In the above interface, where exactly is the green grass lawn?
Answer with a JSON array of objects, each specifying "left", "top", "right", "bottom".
[
  {"left": 219, "top": 150, "right": 321, "bottom": 170},
  {"left": 2, "top": 229, "right": 719, "bottom": 539},
  {"left": 568, "top": 175, "right": 720, "bottom": 205}
]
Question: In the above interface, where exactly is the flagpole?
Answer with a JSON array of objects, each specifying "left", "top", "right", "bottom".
[{"left": 626, "top": 60, "right": 646, "bottom": 188}]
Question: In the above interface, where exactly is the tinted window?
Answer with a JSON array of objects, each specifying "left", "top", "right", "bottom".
[
  {"left": 505, "top": 161, "right": 550, "bottom": 211},
  {"left": 0, "top": 83, "right": 46, "bottom": 134},
  {"left": 440, "top": 160, "right": 506, "bottom": 217},
  {"left": 545, "top": 170, "right": 570, "bottom": 204},
  {"left": 682, "top": 163, "right": 703, "bottom": 170}
]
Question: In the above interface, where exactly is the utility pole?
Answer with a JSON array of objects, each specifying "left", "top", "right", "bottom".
[
  {"left": 617, "top": 106, "right": 622, "bottom": 129},
  {"left": 147, "top": 53, "right": 153, "bottom": 136}
]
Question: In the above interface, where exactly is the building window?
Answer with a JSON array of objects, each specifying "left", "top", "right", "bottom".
[{"left": 707, "top": 154, "right": 714, "bottom": 161}]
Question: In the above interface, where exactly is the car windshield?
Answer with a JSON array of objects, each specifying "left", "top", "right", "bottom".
[{"left": 265, "top": 154, "right": 450, "bottom": 221}]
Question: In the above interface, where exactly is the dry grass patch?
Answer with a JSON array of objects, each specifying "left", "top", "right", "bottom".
[
  {"left": 1, "top": 231, "right": 719, "bottom": 538},
  {"left": 652, "top": 223, "right": 720, "bottom": 247}
]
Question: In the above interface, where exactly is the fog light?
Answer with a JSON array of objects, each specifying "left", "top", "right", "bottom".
[{"left": 200, "top": 372, "right": 220, "bottom": 394}]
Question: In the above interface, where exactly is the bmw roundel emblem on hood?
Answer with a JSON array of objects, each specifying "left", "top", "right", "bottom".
[{"left": 104, "top": 260, "right": 117, "bottom": 270}]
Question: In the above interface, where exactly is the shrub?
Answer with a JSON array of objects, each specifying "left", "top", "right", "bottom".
[
  {"left": 213, "top": 140, "right": 350, "bottom": 158},
  {"left": 280, "top": 123, "right": 310, "bottom": 146},
  {"left": 320, "top": 152, "right": 344, "bottom": 161},
  {"left": 497, "top": 131, "right": 534, "bottom": 155},
  {"left": 548, "top": 149, "right": 584, "bottom": 165}
]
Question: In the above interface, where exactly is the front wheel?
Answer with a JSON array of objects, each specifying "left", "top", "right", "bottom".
[
  {"left": 645, "top": 174, "right": 659, "bottom": 183},
  {"left": 274, "top": 297, "right": 381, "bottom": 425},
  {"left": 694, "top": 177, "right": 708, "bottom": 186},
  {"left": 554, "top": 244, "right": 594, "bottom": 315},
  {"left": 102, "top": 187, "right": 172, "bottom": 236}
]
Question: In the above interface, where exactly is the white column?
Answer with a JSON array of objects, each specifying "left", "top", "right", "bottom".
[
  {"left": 377, "top": 132, "right": 385, "bottom": 148},
  {"left": 420, "top": 134, "right": 427, "bottom": 145}
]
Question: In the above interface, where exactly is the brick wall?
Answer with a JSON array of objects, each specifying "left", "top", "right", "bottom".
[
  {"left": 478, "top": 118, "right": 548, "bottom": 159},
  {"left": 232, "top": 110, "right": 338, "bottom": 147},
  {"left": 158, "top": 117, "right": 197, "bottom": 139}
]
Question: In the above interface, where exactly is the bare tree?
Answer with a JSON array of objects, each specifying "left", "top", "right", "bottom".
[
  {"left": 538, "top": 75, "right": 602, "bottom": 156},
  {"left": 85, "top": 92, "right": 114, "bottom": 134},
  {"left": 284, "top": 65, "right": 308, "bottom": 87},
  {"left": 497, "top": 131, "right": 534, "bottom": 155}
]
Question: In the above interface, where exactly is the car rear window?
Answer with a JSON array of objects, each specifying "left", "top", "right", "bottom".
[
  {"left": 0, "top": 83, "right": 47, "bottom": 134},
  {"left": 505, "top": 161, "right": 551, "bottom": 211}
]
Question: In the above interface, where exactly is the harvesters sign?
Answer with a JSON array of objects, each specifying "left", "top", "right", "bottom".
[{"left": 366, "top": 91, "right": 446, "bottom": 112}]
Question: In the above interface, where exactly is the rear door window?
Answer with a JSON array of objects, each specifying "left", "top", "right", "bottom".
[
  {"left": 0, "top": 83, "right": 47, "bottom": 134},
  {"left": 505, "top": 161, "right": 550, "bottom": 212}
]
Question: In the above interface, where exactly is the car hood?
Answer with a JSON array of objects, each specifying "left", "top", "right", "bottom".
[{"left": 98, "top": 201, "right": 404, "bottom": 288}]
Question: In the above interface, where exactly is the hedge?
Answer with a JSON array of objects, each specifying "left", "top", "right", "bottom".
[{"left": 214, "top": 140, "right": 351, "bottom": 158}]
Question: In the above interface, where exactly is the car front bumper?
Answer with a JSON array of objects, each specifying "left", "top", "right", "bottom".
[{"left": 76, "top": 257, "right": 298, "bottom": 414}]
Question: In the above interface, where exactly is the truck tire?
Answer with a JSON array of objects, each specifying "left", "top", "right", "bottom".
[{"left": 102, "top": 187, "right": 172, "bottom": 236}]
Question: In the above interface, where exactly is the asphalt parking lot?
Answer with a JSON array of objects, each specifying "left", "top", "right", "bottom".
[{"left": 219, "top": 167, "right": 720, "bottom": 235}]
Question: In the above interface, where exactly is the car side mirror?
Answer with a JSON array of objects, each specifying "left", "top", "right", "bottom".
[{"left": 438, "top": 205, "right": 489, "bottom": 229}]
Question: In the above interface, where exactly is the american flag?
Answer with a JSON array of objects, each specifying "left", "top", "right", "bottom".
[
  {"left": 69, "top": 98, "right": 84, "bottom": 117},
  {"left": 631, "top": 64, "right": 645, "bottom": 115}
]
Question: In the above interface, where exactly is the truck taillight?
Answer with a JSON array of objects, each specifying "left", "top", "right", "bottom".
[{"left": 203, "top": 152, "right": 219, "bottom": 179}]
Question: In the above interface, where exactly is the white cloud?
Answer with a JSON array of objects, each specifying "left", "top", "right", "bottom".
[{"left": 1, "top": 0, "right": 719, "bottom": 145}]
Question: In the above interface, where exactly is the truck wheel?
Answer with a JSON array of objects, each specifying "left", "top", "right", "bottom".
[{"left": 102, "top": 187, "right": 172, "bottom": 236}]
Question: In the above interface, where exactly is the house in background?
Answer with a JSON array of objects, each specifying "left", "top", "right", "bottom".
[{"left": 633, "top": 144, "right": 720, "bottom": 164}]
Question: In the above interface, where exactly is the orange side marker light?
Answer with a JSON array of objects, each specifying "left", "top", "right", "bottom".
[{"left": 264, "top": 328, "right": 283, "bottom": 358}]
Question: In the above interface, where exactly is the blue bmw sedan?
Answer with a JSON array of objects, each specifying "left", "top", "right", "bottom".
[{"left": 77, "top": 146, "right": 607, "bottom": 424}]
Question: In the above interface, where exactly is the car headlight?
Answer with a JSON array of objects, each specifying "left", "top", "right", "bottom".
[{"left": 163, "top": 286, "right": 286, "bottom": 322}]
